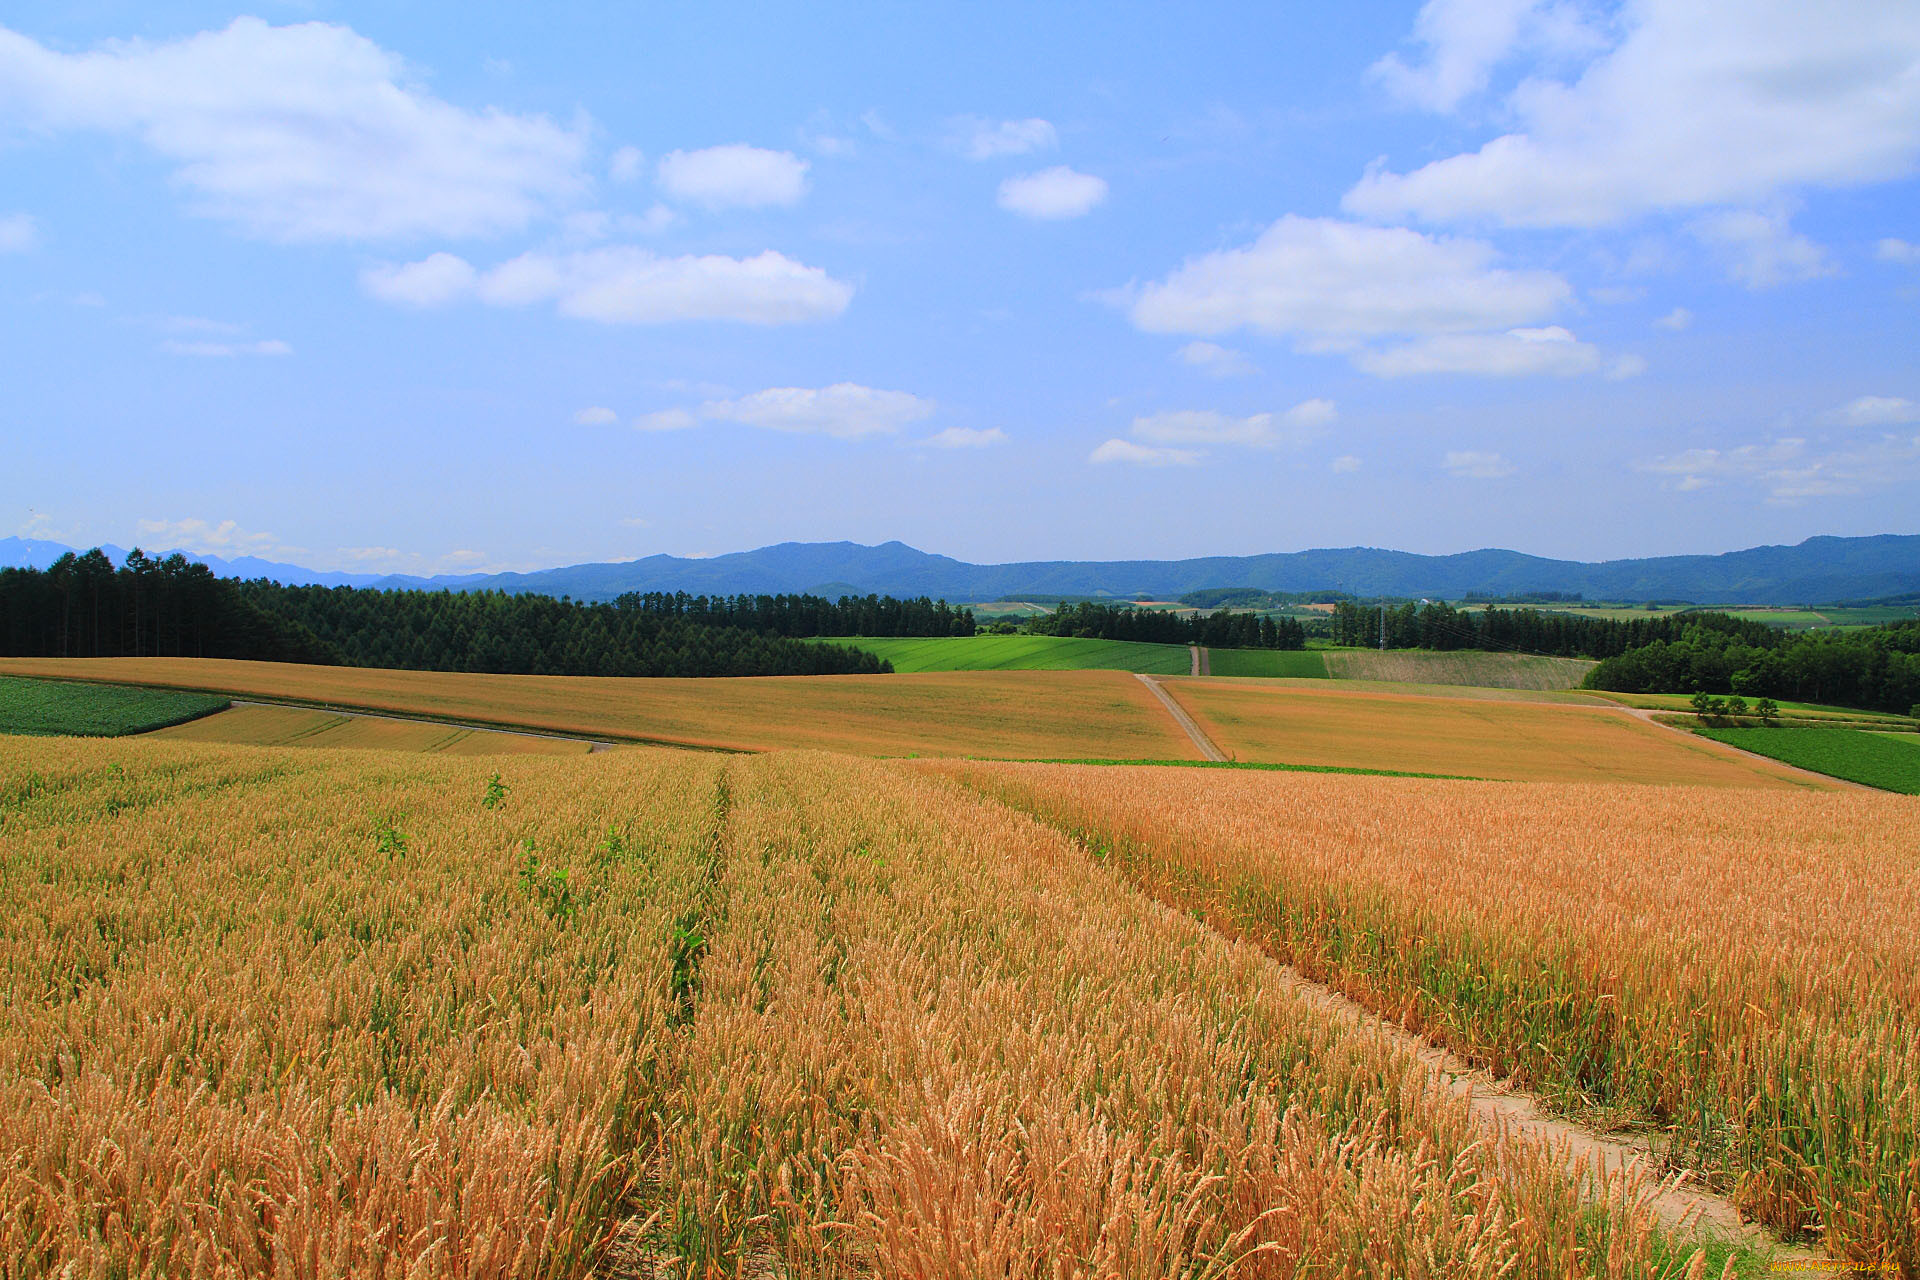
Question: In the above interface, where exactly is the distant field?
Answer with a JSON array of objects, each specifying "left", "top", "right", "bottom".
[
  {"left": 1203, "top": 648, "right": 1328, "bottom": 678},
  {"left": 0, "top": 658, "right": 1197, "bottom": 760},
  {"left": 835, "top": 635, "right": 1332, "bottom": 679},
  {"left": 1322, "top": 649, "right": 1596, "bottom": 690},
  {"left": 0, "top": 675, "right": 227, "bottom": 737},
  {"left": 828, "top": 634, "right": 1192, "bottom": 673},
  {"left": 1698, "top": 726, "right": 1920, "bottom": 793},
  {"left": 153, "top": 703, "right": 591, "bottom": 755},
  {"left": 1158, "top": 679, "right": 1828, "bottom": 787}
]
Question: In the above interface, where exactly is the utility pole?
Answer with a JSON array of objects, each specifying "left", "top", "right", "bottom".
[{"left": 1378, "top": 602, "right": 1386, "bottom": 651}]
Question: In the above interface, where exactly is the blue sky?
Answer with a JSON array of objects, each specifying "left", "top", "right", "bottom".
[{"left": 3, "top": 1, "right": 1917, "bottom": 575}]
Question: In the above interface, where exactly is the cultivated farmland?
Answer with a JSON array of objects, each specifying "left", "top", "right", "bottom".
[
  {"left": 827, "top": 633, "right": 1194, "bottom": 673},
  {"left": 1, "top": 737, "right": 1759, "bottom": 1277},
  {"left": 152, "top": 702, "right": 594, "bottom": 755},
  {"left": 1698, "top": 725, "right": 1920, "bottom": 793},
  {"left": 935, "top": 759, "right": 1920, "bottom": 1271},
  {"left": 1158, "top": 679, "right": 1828, "bottom": 786},
  {"left": 1321, "top": 649, "right": 1596, "bottom": 690},
  {"left": 0, "top": 658, "right": 1199, "bottom": 760},
  {"left": 0, "top": 675, "right": 228, "bottom": 737}
]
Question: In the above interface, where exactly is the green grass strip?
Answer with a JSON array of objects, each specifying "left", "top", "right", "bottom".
[{"left": 1697, "top": 725, "right": 1920, "bottom": 794}]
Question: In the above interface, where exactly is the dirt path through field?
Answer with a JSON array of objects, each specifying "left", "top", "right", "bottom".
[
  {"left": 1620, "top": 705, "right": 1869, "bottom": 790},
  {"left": 1135, "top": 673, "right": 1227, "bottom": 761},
  {"left": 1229, "top": 948, "right": 1842, "bottom": 1269}
]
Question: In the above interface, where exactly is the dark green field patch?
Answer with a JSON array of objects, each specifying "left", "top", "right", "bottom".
[
  {"left": 1204, "top": 648, "right": 1328, "bottom": 678},
  {"left": 1698, "top": 726, "right": 1920, "bottom": 794},
  {"left": 0, "top": 676, "right": 230, "bottom": 738}
]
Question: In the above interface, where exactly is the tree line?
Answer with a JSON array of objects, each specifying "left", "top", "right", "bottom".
[
  {"left": 0, "top": 550, "right": 333, "bottom": 663},
  {"left": 1326, "top": 600, "right": 1778, "bottom": 658},
  {"left": 1584, "top": 619, "right": 1920, "bottom": 714},
  {"left": 0, "top": 552, "right": 946, "bottom": 678},
  {"left": 1026, "top": 601, "right": 1307, "bottom": 649}
]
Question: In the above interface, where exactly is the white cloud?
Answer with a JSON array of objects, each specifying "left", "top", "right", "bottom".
[
  {"left": 1443, "top": 450, "right": 1517, "bottom": 479},
  {"left": 134, "top": 516, "right": 281, "bottom": 556},
  {"left": 1131, "top": 400, "right": 1338, "bottom": 449},
  {"left": 360, "top": 251, "right": 479, "bottom": 306},
  {"left": 362, "top": 246, "right": 852, "bottom": 324},
  {"left": 1655, "top": 306, "right": 1692, "bottom": 330},
  {"left": 1176, "top": 340, "right": 1258, "bottom": 378},
  {"left": 1331, "top": 455, "right": 1363, "bottom": 473},
  {"left": 574, "top": 405, "right": 617, "bottom": 425},
  {"left": 634, "top": 408, "right": 698, "bottom": 432},
  {"left": 1346, "top": 3, "right": 1920, "bottom": 229},
  {"left": 1089, "top": 438, "right": 1201, "bottom": 467},
  {"left": 1879, "top": 237, "right": 1920, "bottom": 264},
  {"left": 956, "top": 116, "right": 1057, "bottom": 160},
  {"left": 608, "top": 145, "right": 644, "bottom": 183},
  {"left": 698, "top": 384, "right": 933, "bottom": 440},
  {"left": 0, "top": 18, "right": 588, "bottom": 241},
  {"left": 1820, "top": 395, "right": 1919, "bottom": 428},
  {"left": 1639, "top": 434, "right": 1920, "bottom": 501},
  {"left": 0, "top": 212, "right": 36, "bottom": 252},
  {"left": 922, "top": 426, "right": 1008, "bottom": 448},
  {"left": 1606, "top": 353, "right": 1648, "bottom": 380},
  {"left": 1130, "top": 215, "right": 1570, "bottom": 344},
  {"left": 159, "top": 338, "right": 292, "bottom": 357},
  {"left": 1369, "top": 0, "right": 1598, "bottom": 113},
  {"left": 656, "top": 144, "right": 808, "bottom": 209},
  {"left": 1690, "top": 209, "right": 1835, "bottom": 288},
  {"left": 997, "top": 167, "right": 1107, "bottom": 219},
  {"left": 1354, "top": 325, "right": 1601, "bottom": 377}
]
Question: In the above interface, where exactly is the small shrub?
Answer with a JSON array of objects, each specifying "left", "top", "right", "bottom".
[{"left": 482, "top": 772, "right": 508, "bottom": 810}]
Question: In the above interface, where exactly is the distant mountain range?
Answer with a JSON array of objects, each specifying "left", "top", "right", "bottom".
[{"left": 6, "top": 533, "right": 1920, "bottom": 606}]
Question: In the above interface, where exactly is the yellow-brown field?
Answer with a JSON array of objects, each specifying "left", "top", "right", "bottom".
[
  {"left": 2, "top": 736, "right": 1736, "bottom": 1277},
  {"left": 0, "top": 658, "right": 1195, "bottom": 761},
  {"left": 151, "top": 702, "right": 593, "bottom": 754},
  {"left": 933, "top": 760, "right": 1920, "bottom": 1270},
  {"left": 1161, "top": 678, "right": 1830, "bottom": 786}
]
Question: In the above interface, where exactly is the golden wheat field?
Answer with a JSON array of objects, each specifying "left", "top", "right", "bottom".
[
  {"left": 0, "top": 658, "right": 1195, "bottom": 760},
  {"left": 3, "top": 735, "right": 1782, "bottom": 1278},
  {"left": 1159, "top": 679, "right": 1830, "bottom": 786},
  {"left": 151, "top": 702, "right": 594, "bottom": 754},
  {"left": 933, "top": 759, "right": 1920, "bottom": 1271}
]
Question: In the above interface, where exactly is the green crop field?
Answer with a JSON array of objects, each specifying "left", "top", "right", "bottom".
[
  {"left": 0, "top": 675, "right": 229, "bottom": 738},
  {"left": 829, "top": 634, "right": 1195, "bottom": 673},
  {"left": 1697, "top": 726, "right": 1920, "bottom": 793},
  {"left": 1204, "top": 647, "right": 1328, "bottom": 677}
]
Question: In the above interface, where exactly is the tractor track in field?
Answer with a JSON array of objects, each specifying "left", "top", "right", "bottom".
[
  {"left": 1241, "top": 950, "right": 1843, "bottom": 1271},
  {"left": 223, "top": 699, "right": 618, "bottom": 753},
  {"left": 1136, "top": 673, "right": 1227, "bottom": 761}
]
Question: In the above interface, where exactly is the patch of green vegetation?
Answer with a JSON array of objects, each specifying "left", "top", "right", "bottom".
[
  {"left": 1697, "top": 726, "right": 1920, "bottom": 793},
  {"left": 0, "top": 676, "right": 229, "bottom": 738},
  {"left": 828, "top": 634, "right": 1194, "bottom": 673},
  {"left": 1204, "top": 648, "right": 1328, "bottom": 678}
]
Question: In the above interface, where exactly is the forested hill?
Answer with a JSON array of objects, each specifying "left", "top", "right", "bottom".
[
  {"left": 460, "top": 535, "right": 1919, "bottom": 604},
  {"left": 7, "top": 533, "right": 1919, "bottom": 605}
]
